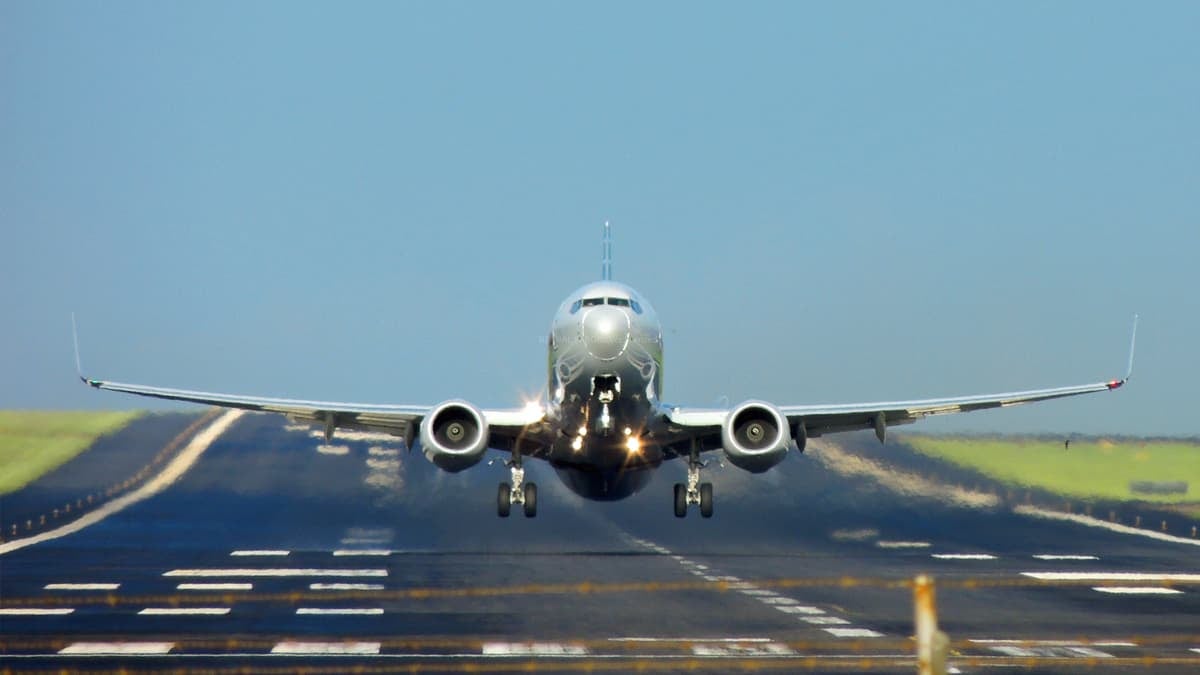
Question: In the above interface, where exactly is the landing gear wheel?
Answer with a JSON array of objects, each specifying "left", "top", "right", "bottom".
[
  {"left": 523, "top": 483, "right": 538, "bottom": 518},
  {"left": 497, "top": 483, "right": 511, "bottom": 518},
  {"left": 699, "top": 482, "right": 714, "bottom": 518},
  {"left": 674, "top": 483, "right": 687, "bottom": 518}
]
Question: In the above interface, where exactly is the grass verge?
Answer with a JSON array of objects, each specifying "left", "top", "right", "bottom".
[
  {"left": 903, "top": 435, "right": 1200, "bottom": 504},
  {"left": 0, "top": 411, "right": 142, "bottom": 495}
]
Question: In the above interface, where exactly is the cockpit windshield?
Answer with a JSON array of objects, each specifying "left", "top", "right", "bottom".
[{"left": 570, "top": 296, "right": 640, "bottom": 314}]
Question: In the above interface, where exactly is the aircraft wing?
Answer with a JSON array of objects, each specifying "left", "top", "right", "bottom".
[{"left": 665, "top": 316, "right": 1137, "bottom": 443}]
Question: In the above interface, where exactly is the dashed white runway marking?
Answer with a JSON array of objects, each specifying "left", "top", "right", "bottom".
[
  {"left": 139, "top": 608, "right": 230, "bottom": 616},
  {"left": 876, "top": 541, "right": 931, "bottom": 549},
  {"left": 824, "top": 628, "right": 884, "bottom": 638},
  {"left": 1190, "top": 648, "right": 1200, "bottom": 654},
  {"left": 761, "top": 596, "right": 799, "bottom": 605},
  {"left": 610, "top": 637, "right": 772, "bottom": 643},
  {"left": 332, "top": 549, "right": 392, "bottom": 556},
  {"left": 165, "top": 568, "right": 388, "bottom": 577},
  {"left": 482, "top": 642, "right": 588, "bottom": 656},
  {"left": 59, "top": 642, "right": 174, "bottom": 655},
  {"left": 989, "top": 645, "right": 1114, "bottom": 658},
  {"left": 691, "top": 642, "right": 794, "bottom": 656},
  {"left": 296, "top": 608, "right": 384, "bottom": 615},
  {"left": 0, "top": 608, "right": 74, "bottom": 615},
  {"left": 177, "top": 583, "right": 252, "bottom": 591},
  {"left": 932, "top": 553, "right": 997, "bottom": 560},
  {"left": 368, "top": 446, "right": 400, "bottom": 457},
  {"left": 310, "top": 430, "right": 398, "bottom": 443},
  {"left": 801, "top": 616, "right": 851, "bottom": 625},
  {"left": 44, "top": 583, "right": 119, "bottom": 590},
  {"left": 1021, "top": 572, "right": 1200, "bottom": 582},
  {"left": 774, "top": 605, "right": 826, "bottom": 615},
  {"left": 739, "top": 589, "right": 777, "bottom": 596},
  {"left": 310, "top": 583, "right": 385, "bottom": 591},
  {"left": 271, "top": 641, "right": 381, "bottom": 655},
  {"left": 230, "top": 550, "right": 289, "bottom": 557},
  {"left": 1032, "top": 554, "right": 1099, "bottom": 560},
  {"left": 702, "top": 575, "right": 720, "bottom": 582},
  {"left": 317, "top": 444, "right": 350, "bottom": 455},
  {"left": 1093, "top": 586, "right": 1184, "bottom": 595}
]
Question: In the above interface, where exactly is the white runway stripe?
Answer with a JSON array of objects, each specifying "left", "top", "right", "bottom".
[
  {"left": 1033, "top": 554, "right": 1099, "bottom": 561},
  {"left": 825, "top": 628, "right": 884, "bottom": 638},
  {"left": 802, "top": 616, "right": 851, "bottom": 625},
  {"left": 44, "top": 583, "right": 119, "bottom": 590},
  {"left": 333, "top": 549, "right": 392, "bottom": 556},
  {"left": 1093, "top": 586, "right": 1184, "bottom": 595},
  {"left": 165, "top": 568, "right": 387, "bottom": 577},
  {"left": 139, "top": 608, "right": 230, "bottom": 615},
  {"left": 932, "top": 553, "right": 997, "bottom": 560},
  {"left": 177, "top": 583, "right": 252, "bottom": 591},
  {"left": 230, "top": 550, "right": 289, "bottom": 557},
  {"left": 296, "top": 608, "right": 384, "bottom": 615},
  {"left": 271, "top": 641, "right": 381, "bottom": 655},
  {"left": 609, "top": 637, "right": 772, "bottom": 642},
  {"left": 1015, "top": 505, "right": 1200, "bottom": 547},
  {"left": 482, "top": 642, "right": 588, "bottom": 655},
  {"left": 59, "top": 642, "right": 174, "bottom": 655},
  {"left": 876, "top": 541, "right": 931, "bottom": 549},
  {"left": 1022, "top": 572, "right": 1200, "bottom": 582},
  {"left": 310, "top": 583, "right": 385, "bottom": 591},
  {"left": 774, "top": 605, "right": 825, "bottom": 615},
  {"left": 0, "top": 608, "right": 74, "bottom": 615}
]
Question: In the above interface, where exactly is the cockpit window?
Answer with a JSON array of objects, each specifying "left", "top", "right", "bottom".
[
  {"left": 581, "top": 297, "right": 604, "bottom": 307},
  {"left": 629, "top": 299, "right": 643, "bottom": 314},
  {"left": 569, "top": 300, "right": 582, "bottom": 314},
  {"left": 607, "top": 297, "right": 630, "bottom": 307}
]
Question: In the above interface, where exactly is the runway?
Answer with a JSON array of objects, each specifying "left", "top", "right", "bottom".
[{"left": 1, "top": 412, "right": 1197, "bottom": 673}]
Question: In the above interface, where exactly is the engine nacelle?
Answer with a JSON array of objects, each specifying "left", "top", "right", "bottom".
[
  {"left": 418, "top": 400, "right": 489, "bottom": 472},
  {"left": 721, "top": 400, "right": 792, "bottom": 473}
]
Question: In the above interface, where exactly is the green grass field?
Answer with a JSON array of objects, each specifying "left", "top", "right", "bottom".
[
  {"left": 0, "top": 411, "right": 141, "bottom": 495},
  {"left": 903, "top": 435, "right": 1200, "bottom": 504}
]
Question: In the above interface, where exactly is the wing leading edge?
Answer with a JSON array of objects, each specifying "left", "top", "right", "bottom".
[{"left": 667, "top": 315, "right": 1138, "bottom": 442}]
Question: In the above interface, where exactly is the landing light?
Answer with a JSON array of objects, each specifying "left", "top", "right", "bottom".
[
  {"left": 623, "top": 426, "right": 632, "bottom": 436},
  {"left": 571, "top": 436, "right": 584, "bottom": 451},
  {"left": 578, "top": 426, "right": 588, "bottom": 437},
  {"left": 625, "top": 436, "right": 641, "bottom": 454}
]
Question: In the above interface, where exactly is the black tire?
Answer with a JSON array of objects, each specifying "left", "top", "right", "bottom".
[
  {"left": 673, "top": 483, "right": 687, "bottom": 518},
  {"left": 497, "top": 483, "right": 511, "bottom": 517},
  {"left": 699, "top": 482, "right": 714, "bottom": 518},
  {"left": 523, "top": 483, "right": 538, "bottom": 518}
]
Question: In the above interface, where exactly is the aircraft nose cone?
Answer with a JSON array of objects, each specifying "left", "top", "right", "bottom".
[{"left": 582, "top": 306, "right": 631, "bottom": 361}]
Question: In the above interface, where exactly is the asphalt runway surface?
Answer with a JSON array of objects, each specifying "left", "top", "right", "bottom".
[{"left": 1, "top": 411, "right": 1197, "bottom": 673}]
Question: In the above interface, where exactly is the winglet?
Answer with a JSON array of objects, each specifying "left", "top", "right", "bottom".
[
  {"left": 1108, "top": 313, "right": 1138, "bottom": 390},
  {"left": 601, "top": 221, "right": 612, "bottom": 281},
  {"left": 71, "top": 313, "right": 98, "bottom": 387}
]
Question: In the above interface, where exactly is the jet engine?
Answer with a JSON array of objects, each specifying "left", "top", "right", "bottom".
[
  {"left": 721, "top": 400, "right": 792, "bottom": 473},
  {"left": 418, "top": 400, "right": 489, "bottom": 472}
]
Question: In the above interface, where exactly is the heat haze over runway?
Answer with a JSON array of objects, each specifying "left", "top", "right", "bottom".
[{"left": 1, "top": 413, "right": 1197, "bottom": 673}]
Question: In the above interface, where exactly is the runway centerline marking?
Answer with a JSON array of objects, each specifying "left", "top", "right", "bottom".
[
  {"left": 824, "top": 628, "right": 884, "bottom": 638},
  {"left": 164, "top": 568, "right": 388, "bottom": 577},
  {"left": 0, "top": 608, "right": 74, "bottom": 615},
  {"left": 271, "top": 641, "right": 381, "bottom": 655},
  {"left": 59, "top": 642, "right": 174, "bottom": 655},
  {"left": 177, "top": 583, "right": 252, "bottom": 591},
  {"left": 44, "top": 583, "right": 120, "bottom": 590},
  {"left": 139, "top": 607, "right": 230, "bottom": 615},
  {"left": 333, "top": 549, "right": 392, "bottom": 556},
  {"left": 1092, "top": 586, "right": 1184, "bottom": 595},
  {"left": 296, "top": 608, "right": 384, "bottom": 615},
  {"left": 230, "top": 550, "right": 289, "bottom": 557},
  {"left": 876, "top": 541, "right": 931, "bottom": 549},
  {"left": 482, "top": 642, "right": 588, "bottom": 656},
  {"left": 932, "top": 553, "right": 997, "bottom": 560},
  {"left": 1033, "top": 554, "right": 1099, "bottom": 561},
  {"left": 802, "top": 616, "right": 851, "bottom": 625},
  {"left": 774, "top": 605, "right": 825, "bottom": 615},
  {"left": 310, "top": 583, "right": 385, "bottom": 591},
  {"left": 609, "top": 637, "right": 772, "bottom": 642}
]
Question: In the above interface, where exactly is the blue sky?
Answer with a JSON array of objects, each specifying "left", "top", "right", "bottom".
[{"left": 2, "top": 2, "right": 1196, "bottom": 435}]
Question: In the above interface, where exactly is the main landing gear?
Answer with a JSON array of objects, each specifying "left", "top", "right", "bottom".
[
  {"left": 498, "top": 461, "right": 537, "bottom": 518},
  {"left": 674, "top": 457, "right": 713, "bottom": 518}
]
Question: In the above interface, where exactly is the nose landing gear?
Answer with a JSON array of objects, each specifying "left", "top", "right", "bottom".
[
  {"left": 498, "top": 461, "right": 537, "bottom": 518},
  {"left": 673, "top": 454, "right": 713, "bottom": 518}
]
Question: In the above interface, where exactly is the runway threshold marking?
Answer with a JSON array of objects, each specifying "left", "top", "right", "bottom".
[
  {"left": 164, "top": 568, "right": 388, "bottom": 577},
  {"left": 271, "top": 641, "right": 381, "bottom": 655},
  {"left": 59, "top": 642, "right": 174, "bottom": 655},
  {"left": 1021, "top": 572, "right": 1200, "bottom": 582},
  {"left": 0, "top": 608, "right": 74, "bottom": 615},
  {"left": 139, "top": 607, "right": 230, "bottom": 615},
  {"left": 296, "top": 608, "right": 384, "bottom": 615},
  {"left": 44, "top": 583, "right": 119, "bottom": 590},
  {"left": 1092, "top": 586, "right": 1184, "bottom": 595}
]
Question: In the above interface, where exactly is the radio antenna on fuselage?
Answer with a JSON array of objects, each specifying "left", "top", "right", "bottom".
[{"left": 601, "top": 221, "right": 613, "bottom": 281}]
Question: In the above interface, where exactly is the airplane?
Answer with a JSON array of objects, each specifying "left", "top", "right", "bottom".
[{"left": 76, "top": 224, "right": 1137, "bottom": 519}]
